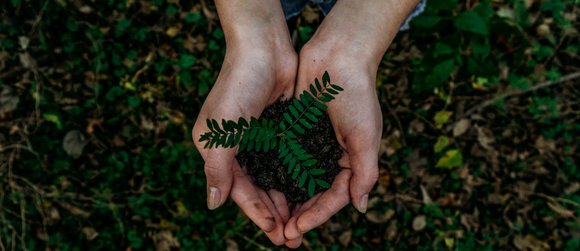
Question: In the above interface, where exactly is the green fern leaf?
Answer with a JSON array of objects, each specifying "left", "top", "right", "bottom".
[
  {"left": 247, "top": 140, "right": 255, "bottom": 151},
  {"left": 224, "top": 134, "right": 234, "bottom": 147},
  {"left": 249, "top": 129, "right": 258, "bottom": 140},
  {"left": 293, "top": 125, "right": 305, "bottom": 134},
  {"left": 288, "top": 158, "right": 296, "bottom": 173},
  {"left": 309, "top": 169, "right": 326, "bottom": 175},
  {"left": 285, "top": 131, "right": 297, "bottom": 139},
  {"left": 268, "top": 120, "right": 274, "bottom": 129},
  {"left": 232, "top": 130, "right": 242, "bottom": 147},
  {"left": 261, "top": 118, "right": 268, "bottom": 128},
  {"left": 299, "top": 94, "right": 309, "bottom": 106},
  {"left": 283, "top": 154, "right": 292, "bottom": 165},
  {"left": 206, "top": 119, "right": 214, "bottom": 132},
  {"left": 222, "top": 119, "right": 233, "bottom": 132},
  {"left": 238, "top": 117, "right": 249, "bottom": 128},
  {"left": 256, "top": 130, "right": 265, "bottom": 142},
  {"left": 284, "top": 113, "right": 293, "bottom": 124},
  {"left": 227, "top": 120, "right": 238, "bottom": 130},
  {"left": 250, "top": 117, "right": 260, "bottom": 127},
  {"left": 293, "top": 99, "right": 304, "bottom": 112},
  {"left": 292, "top": 168, "right": 300, "bottom": 179},
  {"left": 255, "top": 140, "right": 262, "bottom": 151},
  {"left": 293, "top": 148, "right": 306, "bottom": 156},
  {"left": 199, "top": 132, "right": 212, "bottom": 142},
  {"left": 210, "top": 135, "right": 218, "bottom": 148},
  {"left": 219, "top": 134, "right": 227, "bottom": 146},
  {"left": 289, "top": 106, "right": 299, "bottom": 119},
  {"left": 303, "top": 159, "right": 317, "bottom": 167},
  {"left": 322, "top": 93, "right": 334, "bottom": 100},
  {"left": 313, "top": 101, "right": 328, "bottom": 110},
  {"left": 279, "top": 148, "right": 290, "bottom": 158},
  {"left": 304, "top": 113, "right": 318, "bottom": 122},
  {"left": 330, "top": 84, "right": 343, "bottom": 91},
  {"left": 204, "top": 141, "right": 210, "bottom": 149},
  {"left": 263, "top": 138, "right": 270, "bottom": 152},
  {"left": 310, "top": 84, "right": 317, "bottom": 96},
  {"left": 315, "top": 78, "right": 322, "bottom": 92},
  {"left": 279, "top": 121, "right": 286, "bottom": 131},
  {"left": 270, "top": 138, "right": 277, "bottom": 148},
  {"left": 309, "top": 107, "right": 322, "bottom": 116},
  {"left": 295, "top": 163, "right": 301, "bottom": 173},
  {"left": 212, "top": 119, "right": 224, "bottom": 133},
  {"left": 299, "top": 119, "right": 312, "bottom": 129},
  {"left": 327, "top": 88, "right": 339, "bottom": 95},
  {"left": 308, "top": 179, "right": 315, "bottom": 197},
  {"left": 315, "top": 179, "right": 331, "bottom": 188},
  {"left": 298, "top": 171, "right": 308, "bottom": 187},
  {"left": 322, "top": 71, "right": 330, "bottom": 86},
  {"left": 297, "top": 154, "right": 313, "bottom": 160},
  {"left": 303, "top": 90, "right": 314, "bottom": 102}
]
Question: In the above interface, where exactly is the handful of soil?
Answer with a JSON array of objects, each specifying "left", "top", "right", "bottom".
[{"left": 236, "top": 99, "right": 342, "bottom": 203}]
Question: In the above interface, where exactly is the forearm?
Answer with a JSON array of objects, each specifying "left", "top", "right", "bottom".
[
  {"left": 311, "top": 0, "right": 422, "bottom": 67},
  {"left": 214, "top": 0, "right": 291, "bottom": 48}
]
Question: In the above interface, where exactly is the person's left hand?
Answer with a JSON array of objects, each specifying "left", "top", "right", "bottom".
[{"left": 283, "top": 39, "right": 382, "bottom": 248}]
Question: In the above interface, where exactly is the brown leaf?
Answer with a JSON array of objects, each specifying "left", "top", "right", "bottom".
[
  {"left": 57, "top": 201, "right": 91, "bottom": 217},
  {"left": 156, "top": 230, "right": 180, "bottom": 251},
  {"left": 63, "top": 130, "right": 87, "bottom": 158},
  {"left": 82, "top": 227, "right": 99, "bottom": 241},
  {"left": 565, "top": 182, "right": 580, "bottom": 194},
  {"left": 535, "top": 136, "right": 556, "bottom": 154},
  {"left": 420, "top": 185, "right": 433, "bottom": 204},
  {"left": 384, "top": 220, "right": 398, "bottom": 241},
  {"left": 476, "top": 126, "right": 495, "bottom": 150},
  {"left": 547, "top": 202, "right": 575, "bottom": 218},
  {"left": 412, "top": 215, "right": 426, "bottom": 231},
  {"left": 338, "top": 230, "right": 352, "bottom": 247},
  {"left": 86, "top": 118, "right": 104, "bottom": 134},
  {"left": 0, "top": 86, "right": 19, "bottom": 115},
  {"left": 453, "top": 119, "right": 470, "bottom": 137}
]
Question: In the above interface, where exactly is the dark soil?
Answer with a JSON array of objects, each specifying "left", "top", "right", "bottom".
[{"left": 236, "top": 99, "right": 342, "bottom": 204}]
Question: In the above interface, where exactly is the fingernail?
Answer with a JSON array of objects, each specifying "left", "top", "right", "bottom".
[
  {"left": 208, "top": 187, "right": 221, "bottom": 210},
  {"left": 298, "top": 229, "right": 306, "bottom": 234},
  {"left": 358, "top": 194, "right": 368, "bottom": 214}
]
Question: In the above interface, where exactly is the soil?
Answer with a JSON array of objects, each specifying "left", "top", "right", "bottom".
[{"left": 236, "top": 99, "right": 342, "bottom": 204}]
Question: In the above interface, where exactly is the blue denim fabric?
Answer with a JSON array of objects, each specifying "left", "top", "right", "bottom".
[{"left": 281, "top": 0, "right": 427, "bottom": 31}]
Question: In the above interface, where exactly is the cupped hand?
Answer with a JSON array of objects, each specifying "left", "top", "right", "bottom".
[
  {"left": 192, "top": 43, "right": 297, "bottom": 245},
  {"left": 284, "top": 41, "right": 382, "bottom": 248}
]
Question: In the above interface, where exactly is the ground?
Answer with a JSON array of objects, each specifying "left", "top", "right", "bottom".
[{"left": 0, "top": 0, "right": 579, "bottom": 250}]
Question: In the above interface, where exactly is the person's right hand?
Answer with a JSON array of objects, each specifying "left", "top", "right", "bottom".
[{"left": 192, "top": 34, "right": 297, "bottom": 245}]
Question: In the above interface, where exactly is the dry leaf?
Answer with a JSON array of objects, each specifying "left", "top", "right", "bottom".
[
  {"left": 453, "top": 119, "right": 470, "bottom": 137},
  {"left": 0, "top": 86, "right": 19, "bottom": 116},
  {"left": 82, "top": 227, "right": 99, "bottom": 241},
  {"left": 385, "top": 220, "right": 397, "bottom": 241},
  {"left": 420, "top": 185, "right": 433, "bottom": 204},
  {"left": 412, "top": 215, "right": 426, "bottom": 231},
  {"left": 476, "top": 126, "right": 495, "bottom": 150},
  {"left": 338, "top": 230, "right": 352, "bottom": 246},
  {"left": 63, "top": 130, "right": 87, "bottom": 159},
  {"left": 547, "top": 202, "right": 574, "bottom": 218}
]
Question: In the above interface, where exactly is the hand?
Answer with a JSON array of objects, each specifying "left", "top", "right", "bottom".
[
  {"left": 283, "top": 40, "right": 382, "bottom": 247},
  {"left": 192, "top": 42, "right": 298, "bottom": 245}
]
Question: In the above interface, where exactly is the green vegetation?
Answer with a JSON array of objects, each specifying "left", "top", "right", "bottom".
[
  {"left": 200, "top": 72, "right": 341, "bottom": 197},
  {"left": 1, "top": 0, "right": 579, "bottom": 250}
]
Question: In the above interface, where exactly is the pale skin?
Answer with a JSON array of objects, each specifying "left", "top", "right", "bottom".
[{"left": 191, "top": 0, "right": 421, "bottom": 248}]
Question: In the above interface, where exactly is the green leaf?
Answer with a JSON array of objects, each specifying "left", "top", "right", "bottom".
[
  {"left": 293, "top": 99, "right": 304, "bottom": 112},
  {"left": 313, "top": 102, "right": 328, "bottom": 110},
  {"left": 238, "top": 117, "right": 249, "bottom": 128},
  {"left": 280, "top": 121, "right": 286, "bottom": 131},
  {"left": 210, "top": 135, "right": 219, "bottom": 148},
  {"left": 224, "top": 134, "right": 234, "bottom": 148},
  {"left": 309, "top": 107, "right": 323, "bottom": 116},
  {"left": 315, "top": 179, "right": 331, "bottom": 188},
  {"left": 263, "top": 138, "right": 270, "bottom": 152},
  {"left": 436, "top": 149, "right": 463, "bottom": 168},
  {"left": 310, "top": 84, "right": 317, "bottom": 96},
  {"left": 299, "top": 94, "right": 309, "bottom": 106},
  {"left": 289, "top": 105, "right": 299, "bottom": 119},
  {"left": 297, "top": 154, "right": 313, "bottom": 160},
  {"left": 293, "top": 148, "right": 306, "bottom": 156},
  {"left": 293, "top": 168, "right": 300, "bottom": 179},
  {"left": 315, "top": 78, "right": 322, "bottom": 92},
  {"left": 327, "top": 88, "right": 339, "bottom": 95},
  {"left": 232, "top": 131, "right": 242, "bottom": 147},
  {"left": 204, "top": 141, "right": 210, "bottom": 149},
  {"left": 298, "top": 171, "right": 308, "bottom": 187},
  {"left": 319, "top": 96, "right": 332, "bottom": 102},
  {"left": 303, "top": 159, "right": 317, "bottom": 167},
  {"left": 283, "top": 154, "right": 292, "bottom": 165},
  {"left": 293, "top": 125, "right": 305, "bottom": 134},
  {"left": 284, "top": 113, "right": 293, "bottom": 124},
  {"left": 250, "top": 117, "right": 260, "bottom": 127},
  {"left": 255, "top": 140, "right": 262, "bottom": 151},
  {"left": 206, "top": 119, "right": 213, "bottom": 131},
  {"left": 249, "top": 129, "right": 258, "bottom": 140},
  {"left": 411, "top": 16, "right": 442, "bottom": 28},
  {"left": 454, "top": 11, "right": 489, "bottom": 35},
  {"left": 303, "top": 91, "right": 314, "bottom": 102},
  {"left": 279, "top": 148, "right": 290, "bottom": 158},
  {"left": 286, "top": 131, "right": 297, "bottom": 139},
  {"left": 261, "top": 118, "right": 268, "bottom": 128},
  {"left": 222, "top": 119, "right": 233, "bottom": 132},
  {"left": 434, "top": 136, "right": 450, "bottom": 153},
  {"left": 218, "top": 134, "right": 227, "bottom": 146},
  {"left": 199, "top": 132, "right": 212, "bottom": 142},
  {"left": 305, "top": 112, "right": 318, "bottom": 122},
  {"left": 322, "top": 93, "right": 334, "bottom": 100},
  {"left": 212, "top": 119, "right": 224, "bottom": 133},
  {"left": 309, "top": 169, "right": 326, "bottom": 175},
  {"left": 256, "top": 130, "right": 265, "bottom": 142},
  {"left": 308, "top": 179, "right": 315, "bottom": 197},
  {"left": 434, "top": 111, "right": 453, "bottom": 125},
  {"left": 288, "top": 158, "right": 296, "bottom": 173},
  {"left": 270, "top": 138, "right": 277, "bottom": 148},
  {"left": 247, "top": 140, "right": 254, "bottom": 151},
  {"left": 322, "top": 71, "right": 330, "bottom": 87},
  {"left": 238, "top": 136, "right": 247, "bottom": 152},
  {"left": 330, "top": 84, "right": 343, "bottom": 91},
  {"left": 227, "top": 120, "right": 238, "bottom": 130},
  {"left": 299, "top": 119, "right": 312, "bottom": 129}
]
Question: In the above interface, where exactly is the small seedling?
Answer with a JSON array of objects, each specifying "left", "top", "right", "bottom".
[{"left": 199, "top": 71, "right": 343, "bottom": 197}]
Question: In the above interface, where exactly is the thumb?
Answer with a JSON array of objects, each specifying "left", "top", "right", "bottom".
[
  {"left": 346, "top": 130, "right": 380, "bottom": 214},
  {"left": 203, "top": 148, "right": 235, "bottom": 210}
]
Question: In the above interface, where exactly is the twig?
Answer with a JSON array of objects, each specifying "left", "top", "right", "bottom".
[
  {"left": 454, "top": 71, "right": 580, "bottom": 123},
  {"left": 28, "top": 0, "right": 49, "bottom": 36},
  {"left": 236, "top": 232, "right": 271, "bottom": 251},
  {"left": 19, "top": 199, "right": 27, "bottom": 251}
]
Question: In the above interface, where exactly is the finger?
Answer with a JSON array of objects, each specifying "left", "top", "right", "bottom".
[
  {"left": 230, "top": 162, "right": 276, "bottom": 233},
  {"left": 285, "top": 235, "right": 303, "bottom": 249},
  {"left": 347, "top": 135, "right": 379, "bottom": 214},
  {"left": 268, "top": 189, "right": 290, "bottom": 224},
  {"left": 203, "top": 148, "right": 236, "bottom": 210},
  {"left": 255, "top": 186, "right": 287, "bottom": 245},
  {"left": 295, "top": 169, "right": 351, "bottom": 233},
  {"left": 284, "top": 193, "right": 322, "bottom": 240}
]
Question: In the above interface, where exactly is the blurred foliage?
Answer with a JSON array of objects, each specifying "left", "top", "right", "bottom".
[{"left": 1, "top": 0, "right": 580, "bottom": 250}]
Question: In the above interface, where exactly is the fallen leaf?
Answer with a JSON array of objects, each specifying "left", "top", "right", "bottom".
[
  {"left": 420, "top": 185, "right": 433, "bottom": 204},
  {"left": 86, "top": 118, "right": 104, "bottom": 134},
  {"left": 434, "top": 111, "right": 453, "bottom": 128},
  {"left": 82, "top": 227, "right": 98, "bottom": 241},
  {"left": 476, "top": 126, "right": 495, "bottom": 150},
  {"left": 0, "top": 86, "right": 19, "bottom": 115},
  {"left": 385, "top": 220, "right": 397, "bottom": 241},
  {"left": 156, "top": 230, "right": 180, "bottom": 251},
  {"left": 564, "top": 183, "right": 580, "bottom": 195},
  {"left": 225, "top": 238, "right": 238, "bottom": 251},
  {"left": 547, "top": 202, "right": 574, "bottom": 218},
  {"left": 436, "top": 149, "right": 463, "bottom": 168},
  {"left": 434, "top": 136, "right": 450, "bottom": 153},
  {"left": 79, "top": 5, "right": 92, "bottom": 13},
  {"left": 453, "top": 119, "right": 470, "bottom": 137},
  {"left": 535, "top": 136, "right": 556, "bottom": 154},
  {"left": 166, "top": 27, "right": 180, "bottom": 37},
  {"left": 63, "top": 130, "right": 87, "bottom": 159},
  {"left": 338, "top": 230, "right": 352, "bottom": 246},
  {"left": 412, "top": 215, "right": 426, "bottom": 231}
]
